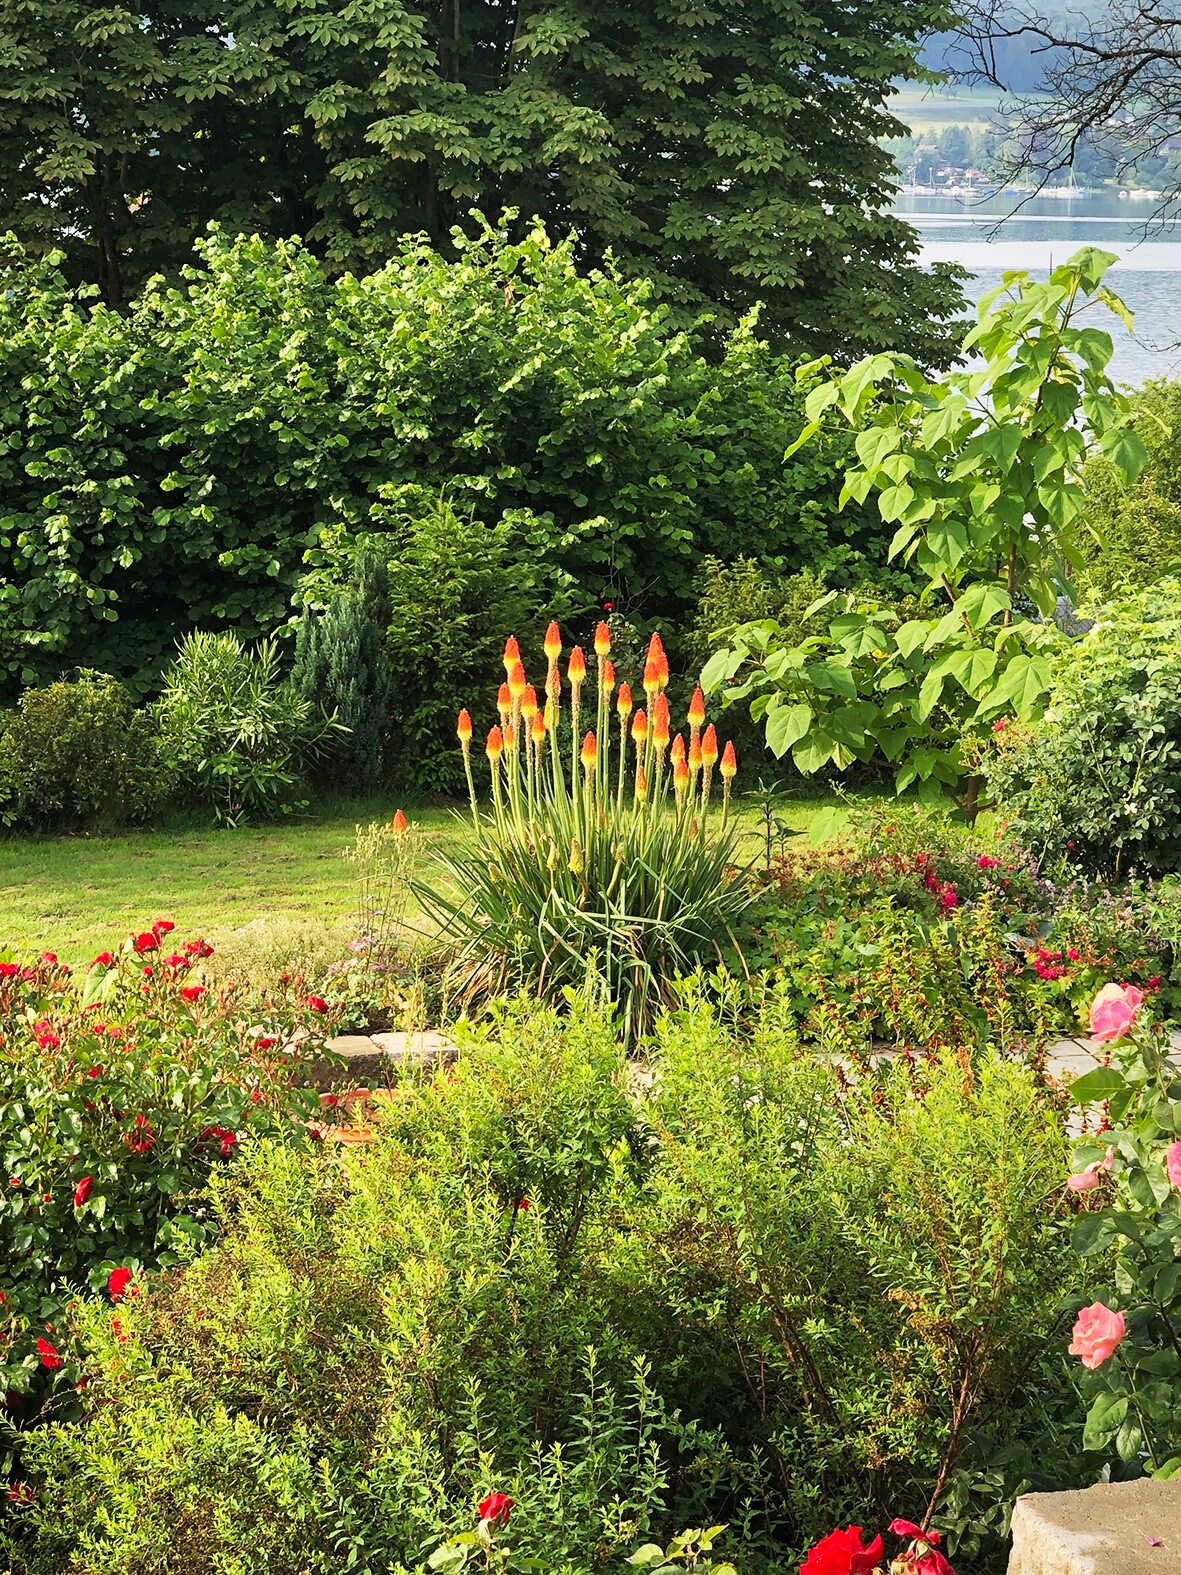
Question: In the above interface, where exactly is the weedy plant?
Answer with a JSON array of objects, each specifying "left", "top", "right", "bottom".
[{"left": 415, "top": 623, "right": 752, "bottom": 1045}]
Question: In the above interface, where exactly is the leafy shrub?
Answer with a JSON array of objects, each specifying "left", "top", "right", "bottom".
[
  {"left": 415, "top": 625, "right": 753, "bottom": 1044},
  {"left": 986, "top": 581, "right": 1181, "bottom": 877},
  {"left": 1, "top": 998, "right": 1078, "bottom": 1575},
  {"left": 0, "top": 227, "right": 880, "bottom": 694},
  {"left": 0, "top": 923, "right": 331, "bottom": 1474},
  {"left": 0, "top": 672, "right": 164, "bottom": 831},
  {"left": 155, "top": 631, "right": 340, "bottom": 825},
  {"left": 380, "top": 493, "right": 548, "bottom": 796},
  {"left": 293, "top": 541, "right": 394, "bottom": 792},
  {"left": 1079, "top": 379, "right": 1181, "bottom": 597}
]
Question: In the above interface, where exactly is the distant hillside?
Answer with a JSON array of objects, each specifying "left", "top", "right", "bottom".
[{"left": 920, "top": 3, "right": 1091, "bottom": 95}]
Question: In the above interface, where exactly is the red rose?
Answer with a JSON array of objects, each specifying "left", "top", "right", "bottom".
[
  {"left": 132, "top": 932, "right": 157, "bottom": 954},
  {"left": 256, "top": 1035, "right": 277, "bottom": 1050},
  {"left": 889, "top": 1519, "right": 940, "bottom": 1546},
  {"left": 40, "top": 951, "right": 57, "bottom": 964},
  {"left": 87, "top": 1065, "right": 104, "bottom": 1077},
  {"left": 478, "top": 1492, "right": 514, "bottom": 1527},
  {"left": 36, "top": 1337, "right": 62, "bottom": 1371},
  {"left": 108, "top": 1267, "right": 134, "bottom": 1301},
  {"left": 152, "top": 919, "right": 175, "bottom": 935},
  {"left": 91, "top": 952, "right": 114, "bottom": 969},
  {"left": 800, "top": 1526, "right": 884, "bottom": 1575},
  {"left": 915, "top": 1554, "right": 956, "bottom": 1575},
  {"left": 305, "top": 995, "right": 328, "bottom": 1014},
  {"left": 0, "top": 962, "right": 18, "bottom": 978},
  {"left": 180, "top": 984, "right": 206, "bottom": 1003},
  {"left": 73, "top": 1177, "right": 93, "bottom": 1208},
  {"left": 163, "top": 953, "right": 189, "bottom": 970}
]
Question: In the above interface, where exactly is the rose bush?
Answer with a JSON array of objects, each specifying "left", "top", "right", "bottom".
[{"left": 0, "top": 921, "right": 333, "bottom": 1474}]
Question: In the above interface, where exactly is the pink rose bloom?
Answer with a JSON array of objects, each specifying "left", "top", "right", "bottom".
[
  {"left": 1067, "top": 1147, "right": 1114, "bottom": 1192},
  {"left": 1069, "top": 1302, "right": 1126, "bottom": 1369},
  {"left": 1167, "top": 1141, "right": 1181, "bottom": 1194},
  {"left": 1089, "top": 983, "right": 1143, "bottom": 1042}
]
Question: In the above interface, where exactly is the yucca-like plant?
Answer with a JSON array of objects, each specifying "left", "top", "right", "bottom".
[{"left": 414, "top": 622, "right": 751, "bottom": 1045}]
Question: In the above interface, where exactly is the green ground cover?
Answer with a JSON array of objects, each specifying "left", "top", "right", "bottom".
[{"left": 0, "top": 791, "right": 861, "bottom": 959}]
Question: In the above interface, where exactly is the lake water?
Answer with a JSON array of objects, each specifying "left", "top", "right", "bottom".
[{"left": 895, "top": 191, "right": 1181, "bottom": 385}]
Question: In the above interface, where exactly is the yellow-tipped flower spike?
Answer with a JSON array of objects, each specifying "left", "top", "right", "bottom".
[
  {"left": 720, "top": 740, "right": 737, "bottom": 780},
  {"left": 508, "top": 659, "right": 527, "bottom": 703},
  {"left": 521, "top": 684, "right": 539, "bottom": 721},
  {"left": 503, "top": 722, "right": 517, "bottom": 753},
  {"left": 643, "top": 658, "right": 660, "bottom": 697},
  {"left": 497, "top": 682, "right": 511, "bottom": 721},
  {"left": 646, "top": 631, "right": 665, "bottom": 666},
  {"left": 544, "top": 620, "right": 562, "bottom": 665},
  {"left": 673, "top": 755, "right": 690, "bottom": 797},
  {"left": 655, "top": 650, "right": 670, "bottom": 691},
  {"left": 701, "top": 723, "right": 719, "bottom": 768},
  {"left": 580, "top": 730, "right": 598, "bottom": 772},
  {"left": 688, "top": 736, "right": 702, "bottom": 772},
  {"left": 617, "top": 682, "right": 633, "bottom": 719},
  {"left": 457, "top": 708, "right": 473, "bottom": 748},
  {"left": 530, "top": 710, "right": 546, "bottom": 745},
  {"left": 652, "top": 693, "right": 670, "bottom": 749},
  {"left": 503, "top": 635, "right": 520, "bottom": 673},
  {"left": 671, "top": 732, "right": 686, "bottom": 766},
  {"left": 486, "top": 725, "right": 504, "bottom": 766},
  {"left": 635, "top": 763, "right": 649, "bottom": 800},
  {"left": 594, "top": 620, "right": 611, "bottom": 657},
  {"left": 391, "top": 809, "right": 408, "bottom": 835},
  {"left": 688, "top": 686, "right": 706, "bottom": 730},
  {"left": 631, "top": 708, "right": 648, "bottom": 746},
  {"left": 601, "top": 658, "right": 615, "bottom": 696},
  {"left": 568, "top": 645, "right": 587, "bottom": 686}
]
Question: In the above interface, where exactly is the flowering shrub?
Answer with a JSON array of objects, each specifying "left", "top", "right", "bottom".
[
  {"left": 0, "top": 921, "right": 331, "bottom": 1465},
  {"left": 415, "top": 624, "right": 752, "bottom": 1044},
  {"left": 1062, "top": 981, "right": 1181, "bottom": 1474},
  {"left": 799, "top": 1520, "right": 956, "bottom": 1575}
]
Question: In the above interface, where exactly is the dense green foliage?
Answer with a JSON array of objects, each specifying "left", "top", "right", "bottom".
[
  {"left": 709, "top": 249, "right": 1146, "bottom": 809},
  {"left": 0, "top": 0, "right": 963, "bottom": 358},
  {"left": 1, "top": 999, "right": 1076, "bottom": 1575},
  {"left": 1080, "top": 380, "right": 1181, "bottom": 597},
  {"left": 986, "top": 581, "right": 1181, "bottom": 877},
  {"left": 0, "top": 672, "right": 163, "bottom": 832},
  {"left": 156, "top": 632, "right": 340, "bottom": 825},
  {"left": 0, "top": 226, "right": 881, "bottom": 697}
]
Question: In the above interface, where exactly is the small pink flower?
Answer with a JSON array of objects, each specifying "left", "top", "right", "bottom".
[
  {"left": 1089, "top": 983, "right": 1143, "bottom": 1043},
  {"left": 1167, "top": 1141, "right": 1181, "bottom": 1193},
  {"left": 1069, "top": 1301, "right": 1126, "bottom": 1369}
]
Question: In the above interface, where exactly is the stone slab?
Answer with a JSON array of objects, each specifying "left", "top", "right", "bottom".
[
  {"left": 1008, "top": 1478, "right": 1181, "bottom": 1575},
  {"left": 303, "top": 1029, "right": 456, "bottom": 1089}
]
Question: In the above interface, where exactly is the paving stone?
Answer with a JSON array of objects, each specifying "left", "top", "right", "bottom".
[
  {"left": 303, "top": 1030, "right": 456, "bottom": 1089},
  {"left": 1008, "top": 1478, "right": 1181, "bottom": 1575}
]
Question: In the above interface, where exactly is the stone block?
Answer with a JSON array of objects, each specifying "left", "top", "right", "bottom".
[
  {"left": 302, "top": 1030, "right": 456, "bottom": 1089},
  {"left": 1007, "top": 1478, "right": 1181, "bottom": 1575}
]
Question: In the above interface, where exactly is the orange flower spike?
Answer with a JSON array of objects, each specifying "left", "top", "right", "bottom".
[
  {"left": 688, "top": 736, "right": 703, "bottom": 772},
  {"left": 457, "top": 709, "right": 473, "bottom": 749},
  {"left": 646, "top": 631, "right": 665, "bottom": 665},
  {"left": 652, "top": 693, "right": 671, "bottom": 749},
  {"left": 635, "top": 763, "right": 649, "bottom": 801},
  {"left": 568, "top": 645, "right": 587, "bottom": 687},
  {"left": 486, "top": 726, "right": 504, "bottom": 766},
  {"left": 656, "top": 650, "right": 670, "bottom": 691},
  {"left": 600, "top": 659, "right": 616, "bottom": 697},
  {"left": 616, "top": 682, "right": 633, "bottom": 719},
  {"left": 503, "top": 722, "right": 517, "bottom": 753},
  {"left": 544, "top": 620, "right": 562, "bottom": 666},
  {"left": 580, "top": 731, "right": 598, "bottom": 773},
  {"left": 688, "top": 686, "right": 706, "bottom": 731},
  {"left": 631, "top": 708, "right": 648, "bottom": 746},
  {"left": 701, "top": 723, "right": 719, "bottom": 767},
  {"left": 497, "top": 682, "right": 512, "bottom": 721},
  {"left": 530, "top": 710, "right": 546, "bottom": 745},
  {"left": 391, "top": 809, "right": 408, "bottom": 836},
  {"left": 642, "top": 659, "right": 661, "bottom": 697},
  {"left": 508, "top": 659, "right": 527, "bottom": 703},
  {"left": 671, "top": 733, "right": 686, "bottom": 766},
  {"left": 720, "top": 741, "right": 738, "bottom": 780},
  {"left": 521, "top": 684, "right": 539, "bottom": 721},
  {"left": 594, "top": 621, "right": 611, "bottom": 658},
  {"left": 673, "top": 756, "right": 690, "bottom": 796},
  {"left": 503, "top": 635, "right": 520, "bottom": 673}
]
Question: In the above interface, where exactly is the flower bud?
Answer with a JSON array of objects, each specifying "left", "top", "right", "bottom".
[
  {"left": 568, "top": 646, "right": 587, "bottom": 686},
  {"left": 503, "top": 635, "right": 520, "bottom": 673},
  {"left": 631, "top": 708, "right": 648, "bottom": 745},
  {"left": 457, "top": 708, "right": 473, "bottom": 747},
  {"left": 688, "top": 686, "right": 706, "bottom": 729},
  {"left": 391, "top": 809, "right": 408, "bottom": 836},
  {"left": 617, "top": 682, "right": 633, "bottom": 718},
  {"left": 508, "top": 659, "right": 527, "bottom": 702},
  {"left": 521, "top": 684, "right": 539, "bottom": 720},
  {"left": 701, "top": 723, "right": 719, "bottom": 767},
  {"left": 486, "top": 726, "right": 504, "bottom": 765},
  {"left": 544, "top": 621, "right": 562, "bottom": 665},
  {"left": 720, "top": 740, "right": 737, "bottom": 780},
  {"left": 580, "top": 731, "right": 598, "bottom": 771},
  {"left": 594, "top": 621, "right": 611, "bottom": 657},
  {"left": 601, "top": 659, "right": 615, "bottom": 696}
]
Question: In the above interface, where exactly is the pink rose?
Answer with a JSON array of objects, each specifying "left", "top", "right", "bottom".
[
  {"left": 1067, "top": 1147, "right": 1114, "bottom": 1192},
  {"left": 1089, "top": 982, "right": 1143, "bottom": 1042},
  {"left": 1069, "top": 1301, "right": 1126, "bottom": 1369},
  {"left": 1167, "top": 1141, "right": 1181, "bottom": 1193}
]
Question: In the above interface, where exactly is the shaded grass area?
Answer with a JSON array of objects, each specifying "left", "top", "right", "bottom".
[{"left": 0, "top": 787, "right": 877, "bottom": 961}]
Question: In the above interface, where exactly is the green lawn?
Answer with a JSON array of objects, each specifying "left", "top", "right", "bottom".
[{"left": 0, "top": 789, "right": 864, "bottom": 962}]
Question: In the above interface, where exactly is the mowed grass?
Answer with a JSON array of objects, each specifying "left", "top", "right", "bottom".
[{"left": 0, "top": 788, "right": 866, "bottom": 962}]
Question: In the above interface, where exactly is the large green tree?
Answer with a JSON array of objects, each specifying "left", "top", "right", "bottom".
[{"left": 0, "top": 0, "right": 964, "bottom": 358}]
